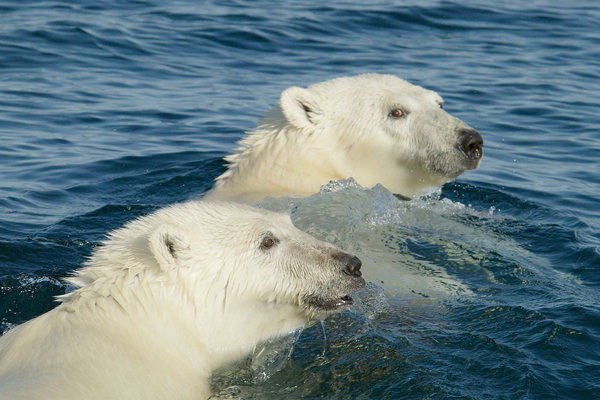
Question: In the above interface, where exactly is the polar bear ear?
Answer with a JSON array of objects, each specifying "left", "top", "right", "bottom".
[
  {"left": 280, "top": 86, "right": 323, "bottom": 130},
  {"left": 148, "top": 225, "right": 191, "bottom": 271}
]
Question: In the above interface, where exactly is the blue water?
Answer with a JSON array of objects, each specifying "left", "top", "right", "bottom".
[{"left": 1, "top": 0, "right": 599, "bottom": 398}]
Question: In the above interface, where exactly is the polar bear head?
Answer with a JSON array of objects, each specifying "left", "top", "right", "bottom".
[
  {"left": 279, "top": 74, "right": 483, "bottom": 197},
  {"left": 207, "top": 74, "right": 483, "bottom": 203},
  {"left": 145, "top": 201, "right": 366, "bottom": 320}
]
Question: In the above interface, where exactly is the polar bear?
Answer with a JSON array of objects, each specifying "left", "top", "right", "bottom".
[
  {"left": 0, "top": 201, "right": 365, "bottom": 400},
  {"left": 204, "top": 73, "right": 483, "bottom": 204}
]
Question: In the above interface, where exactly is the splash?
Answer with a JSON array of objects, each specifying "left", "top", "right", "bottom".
[
  {"left": 259, "top": 178, "right": 547, "bottom": 303},
  {"left": 251, "top": 327, "right": 304, "bottom": 383}
]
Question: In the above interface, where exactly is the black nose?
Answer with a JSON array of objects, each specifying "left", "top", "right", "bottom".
[
  {"left": 343, "top": 255, "right": 362, "bottom": 278},
  {"left": 457, "top": 129, "right": 484, "bottom": 160}
]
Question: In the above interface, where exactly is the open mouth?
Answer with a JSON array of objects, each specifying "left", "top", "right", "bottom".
[{"left": 305, "top": 294, "right": 355, "bottom": 312}]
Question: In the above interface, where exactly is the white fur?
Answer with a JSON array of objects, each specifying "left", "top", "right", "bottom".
[
  {"left": 0, "top": 201, "right": 364, "bottom": 400},
  {"left": 204, "top": 73, "right": 482, "bottom": 204}
]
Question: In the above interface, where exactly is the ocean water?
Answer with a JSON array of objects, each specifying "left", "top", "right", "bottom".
[{"left": 1, "top": 1, "right": 599, "bottom": 399}]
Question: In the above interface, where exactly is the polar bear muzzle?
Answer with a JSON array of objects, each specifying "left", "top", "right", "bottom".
[{"left": 302, "top": 250, "right": 366, "bottom": 315}]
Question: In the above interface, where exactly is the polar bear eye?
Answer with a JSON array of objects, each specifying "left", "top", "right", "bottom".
[
  {"left": 260, "top": 235, "right": 277, "bottom": 249},
  {"left": 390, "top": 109, "right": 405, "bottom": 119}
]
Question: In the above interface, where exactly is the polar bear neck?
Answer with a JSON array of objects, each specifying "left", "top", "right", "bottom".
[{"left": 206, "top": 108, "right": 349, "bottom": 204}]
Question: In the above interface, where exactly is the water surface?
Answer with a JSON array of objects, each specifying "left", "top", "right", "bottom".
[{"left": 1, "top": 1, "right": 599, "bottom": 399}]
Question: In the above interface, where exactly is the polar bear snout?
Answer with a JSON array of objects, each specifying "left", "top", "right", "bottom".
[
  {"left": 342, "top": 254, "right": 363, "bottom": 278},
  {"left": 330, "top": 251, "right": 366, "bottom": 295},
  {"left": 329, "top": 250, "right": 363, "bottom": 278},
  {"left": 302, "top": 250, "right": 365, "bottom": 315},
  {"left": 457, "top": 128, "right": 484, "bottom": 164}
]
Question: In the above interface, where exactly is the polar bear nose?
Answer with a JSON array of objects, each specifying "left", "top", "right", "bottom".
[
  {"left": 343, "top": 255, "right": 363, "bottom": 278},
  {"left": 457, "top": 129, "right": 484, "bottom": 160}
]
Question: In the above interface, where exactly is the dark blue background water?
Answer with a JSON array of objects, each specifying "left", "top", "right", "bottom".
[{"left": 1, "top": 1, "right": 599, "bottom": 399}]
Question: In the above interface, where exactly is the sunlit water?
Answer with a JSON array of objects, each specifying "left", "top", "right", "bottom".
[{"left": 1, "top": 1, "right": 599, "bottom": 399}]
